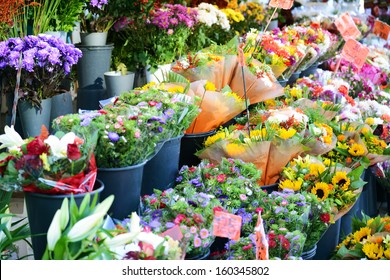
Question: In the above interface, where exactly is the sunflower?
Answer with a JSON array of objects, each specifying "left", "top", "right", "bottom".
[
  {"left": 362, "top": 242, "right": 384, "bottom": 260},
  {"left": 278, "top": 128, "right": 297, "bottom": 139},
  {"left": 279, "top": 179, "right": 302, "bottom": 191},
  {"left": 311, "top": 182, "right": 330, "bottom": 201},
  {"left": 309, "top": 163, "right": 326, "bottom": 176},
  {"left": 204, "top": 132, "right": 226, "bottom": 147},
  {"left": 384, "top": 248, "right": 390, "bottom": 259},
  {"left": 225, "top": 143, "right": 246, "bottom": 156},
  {"left": 332, "top": 171, "right": 351, "bottom": 191},
  {"left": 205, "top": 81, "right": 216, "bottom": 91},
  {"left": 348, "top": 143, "right": 365, "bottom": 156},
  {"left": 353, "top": 227, "right": 372, "bottom": 243}
]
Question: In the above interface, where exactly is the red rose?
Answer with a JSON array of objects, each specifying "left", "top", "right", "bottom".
[
  {"left": 320, "top": 213, "right": 330, "bottom": 223},
  {"left": 67, "top": 143, "right": 81, "bottom": 160},
  {"left": 26, "top": 138, "right": 49, "bottom": 155},
  {"left": 174, "top": 214, "right": 186, "bottom": 225},
  {"left": 205, "top": 173, "right": 211, "bottom": 179},
  {"left": 242, "top": 244, "right": 253, "bottom": 251},
  {"left": 150, "top": 198, "right": 157, "bottom": 204}
]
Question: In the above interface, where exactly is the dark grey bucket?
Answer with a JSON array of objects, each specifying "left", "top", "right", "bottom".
[{"left": 18, "top": 98, "right": 52, "bottom": 137}]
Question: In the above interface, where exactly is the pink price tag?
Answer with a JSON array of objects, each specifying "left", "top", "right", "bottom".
[
  {"left": 269, "top": 0, "right": 294, "bottom": 10},
  {"left": 341, "top": 38, "right": 369, "bottom": 69},
  {"left": 160, "top": 225, "right": 183, "bottom": 241},
  {"left": 335, "top": 12, "right": 361, "bottom": 41},
  {"left": 212, "top": 211, "right": 242, "bottom": 241},
  {"left": 373, "top": 20, "right": 390, "bottom": 41}
]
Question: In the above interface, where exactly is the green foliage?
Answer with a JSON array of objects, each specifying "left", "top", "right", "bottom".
[{"left": 53, "top": 0, "right": 85, "bottom": 32}]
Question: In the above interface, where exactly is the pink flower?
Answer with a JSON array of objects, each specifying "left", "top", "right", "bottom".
[
  {"left": 239, "top": 194, "right": 247, "bottom": 201},
  {"left": 114, "top": 123, "right": 121, "bottom": 129},
  {"left": 190, "top": 226, "right": 197, "bottom": 234},
  {"left": 217, "top": 174, "right": 226, "bottom": 183},
  {"left": 134, "top": 129, "right": 141, "bottom": 138},
  {"left": 167, "top": 29, "right": 174, "bottom": 35},
  {"left": 199, "top": 229, "right": 209, "bottom": 239},
  {"left": 194, "top": 237, "right": 202, "bottom": 248},
  {"left": 281, "top": 200, "right": 288, "bottom": 206}
]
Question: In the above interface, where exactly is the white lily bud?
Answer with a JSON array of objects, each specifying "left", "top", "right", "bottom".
[
  {"left": 136, "top": 232, "right": 164, "bottom": 249},
  {"left": 59, "top": 198, "right": 69, "bottom": 231},
  {"left": 47, "top": 210, "right": 62, "bottom": 250},
  {"left": 130, "top": 212, "right": 141, "bottom": 233},
  {"left": 104, "top": 232, "right": 138, "bottom": 247},
  {"left": 67, "top": 213, "right": 104, "bottom": 242},
  {"left": 93, "top": 195, "right": 114, "bottom": 216}
]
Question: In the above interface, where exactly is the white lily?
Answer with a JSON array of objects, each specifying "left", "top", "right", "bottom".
[
  {"left": 93, "top": 195, "right": 114, "bottom": 216},
  {"left": 129, "top": 212, "right": 142, "bottom": 233},
  {"left": 59, "top": 198, "right": 69, "bottom": 231},
  {"left": 135, "top": 232, "right": 165, "bottom": 249},
  {"left": 67, "top": 213, "right": 104, "bottom": 242},
  {"left": 104, "top": 232, "right": 139, "bottom": 247},
  {"left": 47, "top": 210, "right": 62, "bottom": 250},
  {"left": 0, "top": 125, "right": 25, "bottom": 151},
  {"left": 44, "top": 132, "right": 76, "bottom": 158}
]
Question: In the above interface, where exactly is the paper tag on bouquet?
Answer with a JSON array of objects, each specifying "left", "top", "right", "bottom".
[
  {"left": 373, "top": 20, "right": 390, "bottom": 41},
  {"left": 335, "top": 12, "right": 361, "bottom": 41},
  {"left": 255, "top": 213, "right": 269, "bottom": 260},
  {"left": 212, "top": 211, "right": 241, "bottom": 240},
  {"left": 269, "top": 0, "right": 294, "bottom": 10},
  {"left": 341, "top": 38, "right": 369, "bottom": 69},
  {"left": 161, "top": 225, "right": 183, "bottom": 241}
]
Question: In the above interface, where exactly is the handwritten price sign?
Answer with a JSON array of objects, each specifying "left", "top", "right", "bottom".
[
  {"left": 335, "top": 13, "right": 361, "bottom": 41},
  {"left": 269, "top": 0, "right": 294, "bottom": 10},
  {"left": 341, "top": 38, "right": 369, "bottom": 69},
  {"left": 212, "top": 211, "right": 242, "bottom": 241},
  {"left": 255, "top": 214, "right": 269, "bottom": 260},
  {"left": 373, "top": 20, "right": 390, "bottom": 41}
]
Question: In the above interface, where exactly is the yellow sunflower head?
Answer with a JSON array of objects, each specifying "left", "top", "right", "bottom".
[
  {"left": 311, "top": 182, "right": 330, "bottom": 201},
  {"left": 384, "top": 248, "right": 390, "bottom": 259},
  {"left": 332, "top": 171, "right": 351, "bottom": 191},
  {"left": 279, "top": 179, "right": 302, "bottom": 191},
  {"left": 309, "top": 163, "right": 326, "bottom": 176},
  {"left": 362, "top": 242, "right": 384, "bottom": 260},
  {"left": 353, "top": 227, "right": 372, "bottom": 243}
]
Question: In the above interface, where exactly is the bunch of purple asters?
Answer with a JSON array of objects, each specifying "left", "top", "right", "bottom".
[
  {"left": 0, "top": 34, "right": 82, "bottom": 108},
  {"left": 224, "top": 234, "right": 257, "bottom": 260},
  {"left": 80, "top": 0, "right": 115, "bottom": 33},
  {"left": 148, "top": 4, "right": 198, "bottom": 35}
]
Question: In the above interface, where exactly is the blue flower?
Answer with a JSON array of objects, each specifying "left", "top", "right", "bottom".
[{"left": 108, "top": 132, "right": 120, "bottom": 142}]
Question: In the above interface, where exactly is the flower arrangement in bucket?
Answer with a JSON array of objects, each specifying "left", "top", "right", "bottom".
[
  {"left": 0, "top": 34, "right": 82, "bottom": 109},
  {"left": 0, "top": 125, "right": 98, "bottom": 194}
]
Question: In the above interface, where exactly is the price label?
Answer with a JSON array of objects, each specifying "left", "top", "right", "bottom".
[
  {"left": 269, "top": 0, "right": 294, "bottom": 10},
  {"left": 341, "top": 38, "right": 369, "bottom": 69},
  {"left": 335, "top": 12, "right": 361, "bottom": 41},
  {"left": 255, "top": 213, "right": 269, "bottom": 260},
  {"left": 212, "top": 211, "right": 241, "bottom": 240},
  {"left": 373, "top": 20, "right": 390, "bottom": 41},
  {"left": 160, "top": 225, "right": 183, "bottom": 241}
]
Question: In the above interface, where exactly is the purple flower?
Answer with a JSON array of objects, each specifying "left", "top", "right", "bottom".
[
  {"left": 164, "top": 109, "right": 175, "bottom": 119},
  {"left": 176, "top": 175, "right": 183, "bottom": 183},
  {"left": 108, "top": 132, "right": 120, "bottom": 142},
  {"left": 151, "top": 210, "right": 162, "bottom": 219},
  {"left": 166, "top": 222, "right": 175, "bottom": 229}
]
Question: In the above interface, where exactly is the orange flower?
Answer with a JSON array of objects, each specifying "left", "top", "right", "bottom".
[
  {"left": 346, "top": 157, "right": 352, "bottom": 163},
  {"left": 338, "top": 85, "right": 348, "bottom": 95},
  {"left": 381, "top": 114, "right": 390, "bottom": 122},
  {"left": 337, "top": 135, "right": 346, "bottom": 142}
]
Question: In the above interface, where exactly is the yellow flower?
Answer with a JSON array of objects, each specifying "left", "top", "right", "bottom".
[
  {"left": 362, "top": 242, "right": 384, "bottom": 260},
  {"left": 365, "top": 118, "right": 375, "bottom": 126},
  {"left": 40, "top": 153, "right": 50, "bottom": 171},
  {"left": 250, "top": 129, "right": 267, "bottom": 141},
  {"left": 205, "top": 81, "right": 216, "bottom": 91},
  {"left": 279, "top": 179, "right": 302, "bottom": 191},
  {"left": 361, "top": 127, "right": 370, "bottom": 135},
  {"left": 348, "top": 143, "right": 365, "bottom": 156},
  {"left": 337, "top": 135, "right": 346, "bottom": 142},
  {"left": 309, "top": 163, "right": 326, "bottom": 176},
  {"left": 384, "top": 248, "right": 390, "bottom": 259},
  {"left": 264, "top": 99, "right": 276, "bottom": 107},
  {"left": 289, "top": 87, "right": 302, "bottom": 98},
  {"left": 337, "top": 142, "right": 349, "bottom": 149},
  {"left": 279, "top": 128, "right": 297, "bottom": 139},
  {"left": 204, "top": 132, "right": 226, "bottom": 147},
  {"left": 311, "top": 182, "right": 330, "bottom": 201},
  {"left": 332, "top": 171, "right": 351, "bottom": 191},
  {"left": 225, "top": 143, "right": 246, "bottom": 156},
  {"left": 353, "top": 227, "right": 371, "bottom": 243},
  {"left": 323, "top": 158, "right": 331, "bottom": 166},
  {"left": 167, "top": 85, "right": 184, "bottom": 93},
  {"left": 225, "top": 91, "right": 243, "bottom": 103}
]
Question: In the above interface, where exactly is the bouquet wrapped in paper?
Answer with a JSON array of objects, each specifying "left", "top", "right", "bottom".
[
  {"left": 229, "top": 57, "right": 284, "bottom": 105},
  {"left": 185, "top": 81, "right": 246, "bottom": 133},
  {"left": 0, "top": 125, "right": 98, "bottom": 194},
  {"left": 197, "top": 120, "right": 307, "bottom": 185}
]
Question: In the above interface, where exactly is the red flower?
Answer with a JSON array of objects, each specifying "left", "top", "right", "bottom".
[
  {"left": 268, "top": 239, "right": 277, "bottom": 249},
  {"left": 217, "top": 174, "right": 226, "bottom": 183},
  {"left": 188, "top": 167, "right": 196, "bottom": 172},
  {"left": 205, "top": 173, "right": 211, "bottom": 179},
  {"left": 268, "top": 233, "right": 276, "bottom": 240},
  {"left": 213, "top": 206, "right": 224, "bottom": 214},
  {"left": 26, "top": 138, "right": 49, "bottom": 155},
  {"left": 98, "top": 109, "right": 108, "bottom": 115},
  {"left": 242, "top": 244, "right": 253, "bottom": 251},
  {"left": 174, "top": 214, "right": 187, "bottom": 225},
  {"left": 150, "top": 198, "right": 157, "bottom": 204},
  {"left": 193, "top": 213, "right": 204, "bottom": 224},
  {"left": 320, "top": 213, "right": 330, "bottom": 223},
  {"left": 255, "top": 207, "right": 263, "bottom": 214},
  {"left": 148, "top": 101, "right": 157, "bottom": 107},
  {"left": 281, "top": 239, "right": 290, "bottom": 251},
  {"left": 67, "top": 143, "right": 81, "bottom": 160}
]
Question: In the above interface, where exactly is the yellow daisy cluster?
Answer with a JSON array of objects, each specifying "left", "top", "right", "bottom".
[{"left": 222, "top": 8, "right": 245, "bottom": 23}]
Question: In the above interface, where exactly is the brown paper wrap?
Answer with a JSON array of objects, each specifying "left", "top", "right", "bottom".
[{"left": 229, "top": 59, "right": 284, "bottom": 105}]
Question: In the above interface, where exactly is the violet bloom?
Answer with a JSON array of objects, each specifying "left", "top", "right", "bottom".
[{"left": 108, "top": 132, "right": 120, "bottom": 142}]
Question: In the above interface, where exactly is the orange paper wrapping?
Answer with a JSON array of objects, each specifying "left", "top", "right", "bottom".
[
  {"left": 229, "top": 59, "right": 284, "bottom": 105},
  {"left": 185, "top": 80, "right": 245, "bottom": 134},
  {"left": 270, "top": 64, "right": 288, "bottom": 79},
  {"left": 304, "top": 135, "right": 337, "bottom": 156},
  {"left": 198, "top": 140, "right": 305, "bottom": 186}
]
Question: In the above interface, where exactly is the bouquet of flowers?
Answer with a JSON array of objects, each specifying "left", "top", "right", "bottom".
[
  {"left": 0, "top": 34, "right": 82, "bottom": 108},
  {"left": 106, "top": 212, "right": 183, "bottom": 260},
  {"left": 333, "top": 214, "right": 390, "bottom": 260},
  {"left": 358, "top": 126, "right": 390, "bottom": 166},
  {"left": 224, "top": 234, "right": 256, "bottom": 260},
  {"left": 0, "top": 125, "right": 98, "bottom": 194},
  {"left": 141, "top": 187, "right": 221, "bottom": 258},
  {"left": 374, "top": 160, "right": 390, "bottom": 193},
  {"left": 80, "top": 0, "right": 115, "bottom": 33},
  {"left": 267, "top": 228, "right": 306, "bottom": 260}
]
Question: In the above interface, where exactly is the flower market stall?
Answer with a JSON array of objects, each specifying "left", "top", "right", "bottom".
[{"left": 0, "top": 0, "right": 390, "bottom": 262}]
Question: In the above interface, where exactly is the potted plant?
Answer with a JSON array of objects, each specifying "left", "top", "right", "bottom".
[
  {"left": 104, "top": 62, "right": 135, "bottom": 97},
  {"left": 79, "top": 0, "right": 115, "bottom": 46},
  {"left": 0, "top": 34, "right": 82, "bottom": 137},
  {"left": 0, "top": 125, "right": 101, "bottom": 259}
]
